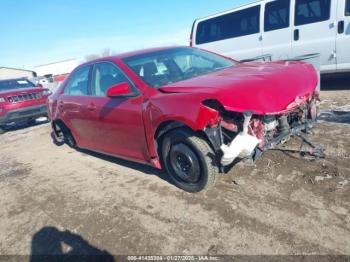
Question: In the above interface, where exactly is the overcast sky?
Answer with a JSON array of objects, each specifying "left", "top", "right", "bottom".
[{"left": 0, "top": 0, "right": 248, "bottom": 69}]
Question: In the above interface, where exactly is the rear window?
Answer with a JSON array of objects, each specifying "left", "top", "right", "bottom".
[
  {"left": 196, "top": 5, "right": 261, "bottom": 45},
  {"left": 0, "top": 79, "right": 35, "bottom": 91},
  {"left": 346, "top": 0, "right": 350, "bottom": 16},
  {"left": 295, "top": 0, "right": 331, "bottom": 26},
  {"left": 264, "top": 0, "right": 290, "bottom": 32}
]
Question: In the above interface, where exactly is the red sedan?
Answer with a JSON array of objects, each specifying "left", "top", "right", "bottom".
[{"left": 48, "top": 46, "right": 319, "bottom": 192}]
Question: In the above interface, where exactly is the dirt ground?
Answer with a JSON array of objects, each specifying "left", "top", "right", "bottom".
[{"left": 0, "top": 83, "right": 349, "bottom": 256}]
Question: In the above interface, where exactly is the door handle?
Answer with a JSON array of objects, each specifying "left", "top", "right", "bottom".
[
  {"left": 338, "top": 21, "right": 345, "bottom": 34},
  {"left": 294, "top": 29, "right": 299, "bottom": 41},
  {"left": 87, "top": 103, "right": 97, "bottom": 111}
]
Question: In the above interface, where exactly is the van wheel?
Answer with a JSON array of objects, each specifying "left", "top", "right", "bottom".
[
  {"left": 53, "top": 122, "right": 76, "bottom": 148},
  {"left": 161, "top": 128, "right": 218, "bottom": 193}
]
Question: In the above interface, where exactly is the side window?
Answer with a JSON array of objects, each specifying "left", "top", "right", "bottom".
[
  {"left": 64, "top": 66, "right": 90, "bottom": 96},
  {"left": 346, "top": 0, "right": 350, "bottom": 16},
  {"left": 264, "top": 0, "right": 291, "bottom": 32},
  {"left": 92, "top": 62, "right": 133, "bottom": 97},
  {"left": 295, "top": 0, "right": 331, "bottom": 26},
  {"left": 196, "top": 5, "right": 261, "bottom": 44}
]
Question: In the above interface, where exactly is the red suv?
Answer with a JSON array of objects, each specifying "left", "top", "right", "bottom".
[
  {"left": 0, "top": 78, "right": 51, "bottom": 132},
  {"left": 49, "top": 47, "right": 319, "bottom": 192}
]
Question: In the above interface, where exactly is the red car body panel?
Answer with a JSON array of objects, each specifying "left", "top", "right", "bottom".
[
  {"left": 50, "top": 81, "right": 150, "bottom": 164},
  {"left": 158, "top": 61, "right": 318, "bottom": 115},
  {"left": 48, "top": 47, "right": 318, "bottom": 169}
]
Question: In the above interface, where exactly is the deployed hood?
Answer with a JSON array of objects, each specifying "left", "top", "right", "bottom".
[{"left": 159, "top": 61, "right": 318, "bottom": 115}]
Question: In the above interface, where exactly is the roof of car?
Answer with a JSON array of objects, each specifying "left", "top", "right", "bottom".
[
  {"left": 85, "top": 46, "right": 189, "bottom": 65},
  {"left": 0, "top": 67, "right": 36, "bottom": 73},
  {"left": 116, "top": 46, "right": 188, "bottom": 59}
]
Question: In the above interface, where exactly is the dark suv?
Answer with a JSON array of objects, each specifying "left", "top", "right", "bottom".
[{"left": 0, "top": 78, "right": 51, "bottom": 132}]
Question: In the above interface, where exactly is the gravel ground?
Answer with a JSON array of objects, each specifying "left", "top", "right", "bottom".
[{"left": 0, "top": 88, "right": 349, "bottom": 257}]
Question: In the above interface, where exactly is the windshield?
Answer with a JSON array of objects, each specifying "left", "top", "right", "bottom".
[
  {"left": 0, "top": 79, "right": 35, "bottom": 91},
  {"left": 123, "top": 47, "right": 235, "bottom": 88}
]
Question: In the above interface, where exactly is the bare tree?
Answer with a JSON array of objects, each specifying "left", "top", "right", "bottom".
[
  {"left": 101, "top": 48, "right": 112, "bottom": 57},
  {"left": 84, "top": 54, "right": 100, "bottom": 62},
  {"left": 84, "top": 48, "right": 116, "bottom": 62}
]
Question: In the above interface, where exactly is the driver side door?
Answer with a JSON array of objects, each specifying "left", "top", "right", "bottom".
[{"left": 84, "top": 61, "right": 149, "bottom": 162}]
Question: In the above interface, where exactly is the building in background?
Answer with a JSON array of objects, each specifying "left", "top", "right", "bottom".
[
  {"left": 0, "top": 67, "right": 37, "bottom": 80},
  {"left": 34, "top": 59, "right": 79, "bottom": 82}
]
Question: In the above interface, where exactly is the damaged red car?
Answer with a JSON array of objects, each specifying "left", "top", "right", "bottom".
[{"left": 48, "top": 47, "right": 319, "bottom": 192}]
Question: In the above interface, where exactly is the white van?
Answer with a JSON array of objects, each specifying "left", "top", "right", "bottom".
[{"left": 191, "top": 0, "right": 350, "bottom": 74}]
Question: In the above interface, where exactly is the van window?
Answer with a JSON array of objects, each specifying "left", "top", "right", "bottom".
[
  {"left": 264, "top": 0, "right": 290, "bottom": 32},
  {"left": 196, "top": 5, "right": 261, "bottom": 45},
  {"left": 295, "top": 0, "right": 331, "bottom": 26},
  {"left": 346, "top": 0, "right": 350, "bottom": 16}
]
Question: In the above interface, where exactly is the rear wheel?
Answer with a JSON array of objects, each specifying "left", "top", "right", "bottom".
[
  {"left": 161, "top": 128, "right": 218, "bottom": 193},
  {"left": 52, "top": 122, "right": 76, "bottom": 148}
]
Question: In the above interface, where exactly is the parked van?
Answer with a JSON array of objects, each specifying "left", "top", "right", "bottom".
[{"left": 191, "top": 0, "right": 350, "bottom": 74}]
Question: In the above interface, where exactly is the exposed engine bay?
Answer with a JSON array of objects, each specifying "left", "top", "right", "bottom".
[{"left": 203, "top": 93, "right": 324, "bottom": 169}]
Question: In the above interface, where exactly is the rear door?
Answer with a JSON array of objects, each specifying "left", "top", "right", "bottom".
[
  {"left": 292, "top": 0, "right": 337, "bottom": 73},
  {"left": 60, "top": 65, "right": 93, "bottom": 148},
  {"left": 194, "top": 4, "right": 263, "bottom": 61},
  {"left": 336, "top": 0, "right": 350, "bottom": 71},
  {"left": 262, "top": 0, "right": 293, "bottom": 60}
]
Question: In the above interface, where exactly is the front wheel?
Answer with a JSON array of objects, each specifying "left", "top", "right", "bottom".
[{"left": 161, "top": 128, "right": 218, "bottom": 193}]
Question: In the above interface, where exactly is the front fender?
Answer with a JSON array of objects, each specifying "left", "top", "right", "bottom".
[{"left": 143, "top": 93, "right": 220, "bottom": 157}]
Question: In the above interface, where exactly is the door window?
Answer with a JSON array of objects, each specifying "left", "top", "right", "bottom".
[
  {"left": 196, "top": 5, "right": 261, "bottom": 44},
  {"left": 295, "top": 0, "right": 331, "bottom": 26},
  {"left": 64, "top": 66, "right": 90, "bottom": 96},
  {"left": 346, "top": 0, "right": 350, "bottom": 16},
  {"left": 264, "top": 0, "right": 291, "bottom": 32},
  {"left": 92, "top": 62, "right": 133, "bottom": 97}
]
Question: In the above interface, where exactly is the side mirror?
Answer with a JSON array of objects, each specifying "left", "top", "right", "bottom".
[{"left": 106, "top": 82, "right": 131, "bottom": 97}]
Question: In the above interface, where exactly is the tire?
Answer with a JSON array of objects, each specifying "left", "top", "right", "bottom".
[
  {"left": 161, "top": 128, "right": 219, "bottom": 193},
  {"left": 52, "top": 122, "right": 76, "bottom": 148}
]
